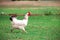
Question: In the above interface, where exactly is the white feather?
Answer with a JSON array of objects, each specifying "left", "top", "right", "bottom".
[{"left": 11, "top": 12, "right": 30, "bottom": 33}]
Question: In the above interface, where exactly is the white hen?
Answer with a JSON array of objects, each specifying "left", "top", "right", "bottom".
[{"left": 10, "top": 12, "right": 31, "bottom": 33}]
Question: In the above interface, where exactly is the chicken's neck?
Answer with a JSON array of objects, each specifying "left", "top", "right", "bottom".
[{"left": 24, "top": 15, "right": 29, "bottom": 20}]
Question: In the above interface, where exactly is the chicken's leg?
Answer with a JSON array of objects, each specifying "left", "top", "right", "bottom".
[
  {"left": 21, "top": 27, "right": 27, "bottom": 33},
  {"left": 11, "top": 28, "right": 14, "bottom": 32}
]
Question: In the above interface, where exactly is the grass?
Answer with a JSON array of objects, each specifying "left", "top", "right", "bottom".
[
  {"left": 0, "top": 6, "right": 60, "bottom": 14},
  {"left": 0, "top": 6, "right": 60, "bottom": 40}
]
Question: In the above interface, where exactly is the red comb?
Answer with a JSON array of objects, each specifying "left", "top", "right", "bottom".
[{"left": 28, "top": 12, "right": 31, "bottom": 16}]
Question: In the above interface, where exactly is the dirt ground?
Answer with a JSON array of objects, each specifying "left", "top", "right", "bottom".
[{"left": 0, "top": 1, "right": 60, "bottom": 7}]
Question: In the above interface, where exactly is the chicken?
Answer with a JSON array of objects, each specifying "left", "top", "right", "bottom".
[{"left": 9, "top": 12, "right": 31, "bottom": 33}]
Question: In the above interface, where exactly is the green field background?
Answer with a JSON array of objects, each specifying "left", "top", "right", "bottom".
[
  {"left": 0, "top": 6, "right": 60, "bottom": 40},
  {"left": 0, "top": 6, "right": 60, "bottom": 14}
]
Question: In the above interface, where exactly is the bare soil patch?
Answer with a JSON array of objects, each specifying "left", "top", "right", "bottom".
[{"left": 0, "top": 1, "right": 60, "bottom": 7}]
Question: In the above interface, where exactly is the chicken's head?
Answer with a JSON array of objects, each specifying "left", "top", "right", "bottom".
[{"left": 27, "top": 12, "right": 31, "bottom": 16}]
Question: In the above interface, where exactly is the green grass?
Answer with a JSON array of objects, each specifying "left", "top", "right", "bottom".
[
  {"left": 0, "top": 15, "right": 60, "bottom": 40},
  {"left": 0, "top": 7, "right": 60, "bottom": 40},
  {"left": 0, "top": 6, "right": 60, "bottom": 14}
]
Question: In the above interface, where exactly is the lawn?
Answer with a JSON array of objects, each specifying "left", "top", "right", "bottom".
[
  {"left": 0, "top": 7, "right": 60, "bottom": 40},
  {"left": 0, "top": 6, "right": 60, "bottom": 14}
]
